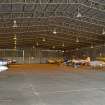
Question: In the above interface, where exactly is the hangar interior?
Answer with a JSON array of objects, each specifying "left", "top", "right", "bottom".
[
  {"left": 1, "top": 1, "right": 105, "bottom": 105},
  {"left": 0, "top": 0, "right": 105, "bottom": 64}
]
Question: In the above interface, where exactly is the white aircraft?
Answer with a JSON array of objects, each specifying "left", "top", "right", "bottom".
[
  {"left": 0, "top": 59, "right": 8, "bottom": 66},
  {"left": 71, "top": 57, "right": 90, "bottom": 65},
  {"left": 90, "top": 61, "right": 105, "bottom": 67},
  {"left": 71, "top": 57, "right": 105, "bottom": 68},
  {"left": 0, "top": 59, "right": 8, "bottom": 72}
]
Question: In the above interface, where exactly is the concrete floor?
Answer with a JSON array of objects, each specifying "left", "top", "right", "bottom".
[{"left": 0, "top": 64, "right": 105, "bottom": 105}]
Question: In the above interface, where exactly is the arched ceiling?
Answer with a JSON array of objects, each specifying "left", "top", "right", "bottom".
[{"left": 0, "top": 0, "right": 105, "bottom": 50}]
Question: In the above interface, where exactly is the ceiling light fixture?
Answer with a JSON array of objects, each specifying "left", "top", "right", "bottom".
[
  {"left": 13, "top": 34, "right": 17, "bottom": 49},
  {"left": 52, "top": 45, "right": 55, "bottom": 49},
  {"left": 99, "top": 52, "right": 102, "bottom": 56},
  {"left": 90, "top": 44, "right": 94, "bottom": 48},
  {"left": 36, "top": 42, "right": 39, "bottom": 46},
  {"left": 14, "top": 40, "right": 17, "bottom": 45},
  {"left": 13, "top": 34, "right": 17, "bottom": 47},
  {"left": 102, "top": 28, "right": 105, "bottom": 35},
  {"left": 13, "top": 37, "right": 16, "bottom": 40},
  {"left": 33, "top": 45, "right": 35, "bottom": 48},
  {"left": 76, "top": 7, "right": 82, "bottom": 18},
  {"left": 13, "top": 20, "right": 17, "bottom": 28},
  {"left": 62, "top": 50, "right": 64, "bottom": 53},
  {"left": 53, "top": 29, "right": 57, "bottom": 34},
  {"left": 42, "top": 37, "right": 46, "bottom": 42},
  {"left": 14, "top": 40, "right": 17, "bottom": 50},
  {"left": 13, "top": 34, "right": 17, "bottom": 40},
  {"left": 62, "top": 43, "right": 65, "bottom": 47},
  {"left": 76, "top": 37, "right": 79, "bottom": 43},
  {"left": 14, "top": 45, "right": 16, "bottom": 50}
]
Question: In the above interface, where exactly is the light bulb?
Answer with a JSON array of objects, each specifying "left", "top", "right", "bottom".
[
  {"left": 52, "top": 46, "right": 55, "bottom": 49},
  {"left": 42, "top": 37, "right": 46, "bottom": 42},
  {"left": 76, "top": 37, "right": 79, "bottom": 43},
  {"left": 33, "top": 45, "right": 35, "bottom": 48},
  {"left": 76, "top": 12, "right": 82, "bottom": 18},
  {"left": 13, "top": 20, "right": 16, "bottom": 24},
  {"left": 13, "top": 35, "right": 17, "bottom": 40},
  {"left": 99, "top": 52, "right": 102, "bottom": 56},
  {"left": 13, "top": 37, "right": 16, "bottom": 40},
  {"left": 36, "top": 42, "right": 38, "bottom": 46},
  {"left": 53, "top": 29, "right": 57, "bottom": 34},
  {"left": 102, "top": 29, "right": 105, "bottom": 35},
  {"left": 13, "top": 20, "right": 17, "bottom": 27},
  {"left": 62, "top": 43, "right": 64, "bottom": 47},
  {"left": 91, "top": 45, "right": 93, "bottom": 48},
  {"left": 14, "top": 45, "right": 16, "bottom": 50}
]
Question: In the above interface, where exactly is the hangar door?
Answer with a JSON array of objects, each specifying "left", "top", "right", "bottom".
[{"left": 0, "top": 48, "right": 63, "bottom": 64}]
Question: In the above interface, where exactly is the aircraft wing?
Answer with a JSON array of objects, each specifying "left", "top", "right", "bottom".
[
  {"left": 0, "top": 59, "right": 8, "bottom": 66},
  {"left": 90, "top": 61, "right": 105, "bottom": 67}
]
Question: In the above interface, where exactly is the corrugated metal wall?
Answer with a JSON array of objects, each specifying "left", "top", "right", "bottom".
[
  {"left": 70, "top": 45, "right": 105, "bottom": 60},
  {"left": 0, "top": 47, "right": 63, "bottom": 64}
]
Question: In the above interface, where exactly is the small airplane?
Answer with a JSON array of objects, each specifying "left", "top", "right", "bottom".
[
  {"left": 90, "top": 61, "right": 105, "bottom": 67},
  {"left": 0, "top": 59, "right": 8, "bottom": 72},
  {"left": 71, "top": 57, "right": 105, "bottom": 68},
  {"left": 71, "top": 57, "right": 90, "bottom": 66},
  {"left": 89, "top": 56, "right": 105, "bottom": 67},
  {"left": 0, "top": 59, "right": 8, "bottom": 66}
]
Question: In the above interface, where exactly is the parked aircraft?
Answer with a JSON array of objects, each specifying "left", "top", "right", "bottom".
[
  {"left": 71, "top": 57, "right": 90, "bottom": 67},
  {"left": 71, "top": 57, "right": 105, "bottom": 68},
  {"left": 0, "top": 59, "right": 8, "bottom": 72},
  {"left": 90, "top": 61, "right": 105, "bottom": 67}
]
